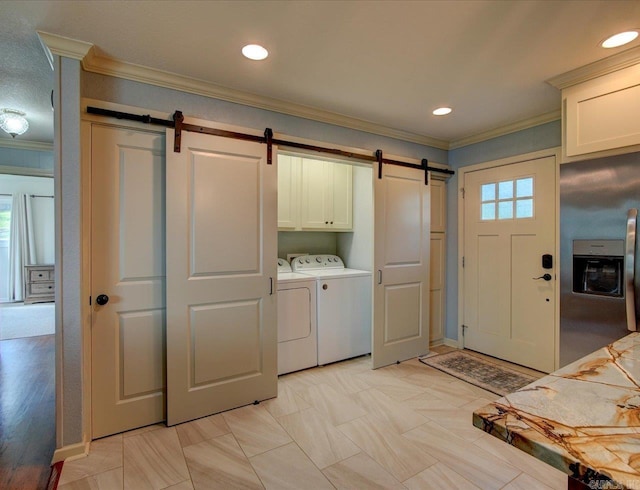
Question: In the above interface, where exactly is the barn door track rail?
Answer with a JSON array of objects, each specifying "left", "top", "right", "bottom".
[{"left": 86, "top": 107, "right": 455, "bottom": 182}]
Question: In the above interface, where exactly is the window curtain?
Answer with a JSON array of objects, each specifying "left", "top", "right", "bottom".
[{"left": 8, "top": 193, "right": 36, "bottom": 302}]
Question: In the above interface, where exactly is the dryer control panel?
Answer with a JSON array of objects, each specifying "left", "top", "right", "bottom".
[{"left": 292, "top": 254, "right": 345, "bottom": 271}]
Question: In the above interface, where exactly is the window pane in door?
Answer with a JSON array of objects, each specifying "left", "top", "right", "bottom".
[
  {"left": 481, "top": 183, "right": 495, "bottom": 202},
  {"left": 481, "top": 202, "right": 495, "bottom": 220},
  {"left": 498, "top": 201, "right": 513, "bottom": 220},
  {"left": 516, "top": 198, "right": 534, "bottom": 218},
  {"left": 498, "top": 181, "right": 513, "bottom": 200},
  {"left": 516, "top": 177, "right": 533, "bottom": 197}
]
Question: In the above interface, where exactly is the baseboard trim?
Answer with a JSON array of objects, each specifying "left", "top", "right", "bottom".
[
  {"left": 51, "top": 441, "right": 89, "bottom": 464},
  {"left": 442, "top": 338, "right": 460, "bottom": 349}
]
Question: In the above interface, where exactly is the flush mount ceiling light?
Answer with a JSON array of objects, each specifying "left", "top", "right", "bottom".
[
  {"left": 242, "top": 44, "right": 269, "bottom": 60},
  {"left": 0, "top": 109, "right": 29, "bottom": 138},
  {"left": 601, "top": 30, "right": 639, "bottom": 48},
  {"left": 432, "top": 107, "right": 452, "bottom": 116}
]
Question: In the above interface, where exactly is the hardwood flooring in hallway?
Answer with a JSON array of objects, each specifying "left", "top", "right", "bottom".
[{"left": 0, "top": 335, "right": 56, "bottom": 490}]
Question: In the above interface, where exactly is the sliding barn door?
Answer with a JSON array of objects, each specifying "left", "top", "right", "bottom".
[
  {"left": 165, "top": 129, "right": 277, "bottom": 426},
  {"left": 91, "top": 126, "right": 166, "bottom": 438},
  {"left": 373, "top": 164, "right": 431, "bottom": 368}
]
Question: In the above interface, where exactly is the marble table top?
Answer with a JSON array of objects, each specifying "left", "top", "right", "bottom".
[{"left": 473, "top": 333, "right": 640, "bottom": 489}]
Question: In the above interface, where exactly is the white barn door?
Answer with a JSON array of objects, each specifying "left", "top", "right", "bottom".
[
  {"left": 165, "top": 130, "right": 277, "bottom": 426},
  {"left": 373, "top": 164, "right": 431, "bottom": 368},
  {"left": 91, "top": 126, "right": 166, "bottom": 438}
]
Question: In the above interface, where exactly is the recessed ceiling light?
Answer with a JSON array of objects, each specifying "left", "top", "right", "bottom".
[
  {"left": 432, "top": 107, "right": 452, "bottom": 116},
  {"left": 242, "top": 44, "right": 269, "bottom": 60},
  {"left": 601, "top": 30, "right": 639, "bottom": 48}
]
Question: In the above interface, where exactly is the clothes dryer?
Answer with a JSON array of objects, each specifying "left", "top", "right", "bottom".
[{"left": 276, "top": 258, "right": 317, "bottom": 374}]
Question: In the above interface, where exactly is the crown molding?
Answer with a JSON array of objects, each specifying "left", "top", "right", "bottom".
[
  {"left": 36, "top": 32, "right": 567, "bottom": 152},
  {"left": 448, "top": 110, "right": 561, "bottom": 150},
  {"left": 547, "top": 45, "right": 640, "bottom": 90},
  {"left": 0, "top": 138, "right": 54, "bottom": 151},
  {"left": 80, "top": 50, "right": 449, "bottom": 150},
  {"left": 37, "top": 31, "right": 93, "bottom": 70}
]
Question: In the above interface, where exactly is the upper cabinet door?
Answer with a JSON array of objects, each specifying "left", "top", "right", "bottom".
[
  {"left": 277, "top": 155, "right": 300, "bottom": 230},
  {"left": 564, "top": 63, "right": 640, "bottom": 160},
  {"left": 328, "top": 162, "right": 353, "bottom": 230},
  {"left": 296, "top": 158, "right": 353, "bottom": 231},
  {"left": 300, "top": 158, "right": 329, "bottom": 229}
]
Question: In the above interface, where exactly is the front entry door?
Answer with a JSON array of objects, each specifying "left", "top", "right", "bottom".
[
  {"left": 463, "top": 156, "right": 556, "bottom": 372},
  {"left": 165, "top": 130, "right": 277, "bottom": 426},
  {"left": 373, "top": 164, "right": 430, "bottom": 368},
  {"left": 91, "top": 126, "right": 166, "bottom": 438}
]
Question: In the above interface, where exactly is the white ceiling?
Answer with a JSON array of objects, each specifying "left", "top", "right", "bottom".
[{"left": 1, "top": 0, "right": 640, "bottom": 148}]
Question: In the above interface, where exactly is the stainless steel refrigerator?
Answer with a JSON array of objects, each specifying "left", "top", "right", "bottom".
[{"left": 560, "top": 152, "right": 640, "bottom": 367}]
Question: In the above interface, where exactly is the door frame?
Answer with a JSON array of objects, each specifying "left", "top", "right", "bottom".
[{"left": 457, "top": 147, "right": 562, "bottom": 370}]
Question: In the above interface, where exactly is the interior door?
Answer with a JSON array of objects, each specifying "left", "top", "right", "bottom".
[
  {"left": 91, "top": 125, "right": 166, "bottom": 438},
  {"left": 463, "top": 156, "right": 556, "bottom": 372},
  {"left": 373, "top": 163, "right": 430, "bottom": 368},
  {"left": 165, "top": 129, "right": 277, "bottom": 426}
]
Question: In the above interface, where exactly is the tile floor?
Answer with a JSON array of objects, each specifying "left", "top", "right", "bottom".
[{"left": 58, "top": 348, "right": 567, "bottom": 489}]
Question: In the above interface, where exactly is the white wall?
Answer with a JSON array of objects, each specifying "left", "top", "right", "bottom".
[
  {"left": 278, "top": 231, "right": 337, "bottom": 258},
  {"left": 337, "top": 164, "right": 373, "bottom": 271},
  {"left": 0, "top": 173, "right": 55, "bottom": 264}
]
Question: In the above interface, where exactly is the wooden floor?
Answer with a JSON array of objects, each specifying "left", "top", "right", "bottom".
[{"left": 0, "top": 335, "right": 56, "bottom": 490}]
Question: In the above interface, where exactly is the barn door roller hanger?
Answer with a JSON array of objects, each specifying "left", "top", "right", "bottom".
[{"left": 86, "top": 106, "right": 455, "bottom": 183}]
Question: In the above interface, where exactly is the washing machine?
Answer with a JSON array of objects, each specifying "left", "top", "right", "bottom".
[
  {"left": 276, "top": 258, "right": 318, "bottom": 375},
  {"left": 291, "top": 255, "right": 372, "bottom": 365}
]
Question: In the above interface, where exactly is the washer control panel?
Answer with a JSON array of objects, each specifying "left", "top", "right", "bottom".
[
  {"left": 291, "top": 254, "right": 345, "bottom": 271},
  {"left": 277, "top": 258, "right": 292, "bottom": 273}
]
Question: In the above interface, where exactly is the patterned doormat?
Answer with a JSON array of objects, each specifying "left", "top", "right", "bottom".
[{"left": 419, "top": 350, "right": 539, "bottom": 396}]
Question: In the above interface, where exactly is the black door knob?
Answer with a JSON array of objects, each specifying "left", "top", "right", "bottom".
[{"left": 96, "top": 294, "right": 109, "bottom": 305}]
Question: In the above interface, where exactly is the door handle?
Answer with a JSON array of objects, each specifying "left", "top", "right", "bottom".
[
  {"left": 269, "top": 277, "right": 273, "bottom": 295},
  {"left": 96, "top": 294, "right": 109, "bottom": 305},
  {"left": 625, "top": 208, "right": 637, "bottom": 331},
  {"left": 377, "top": 270, "right": 382, "bottom": 284},
  {"left": 533, "top": 274, "right": 552, "bottom": 281}
]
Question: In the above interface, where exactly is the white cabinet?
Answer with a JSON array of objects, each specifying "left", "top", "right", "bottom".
[
  {"left": 326, "top": 161, "right": 353, "bottom": 230},
  {"left": 279, "top": 156, "right": 352, "bottom": 231},
  {"left": 277, "top": 155, "right": 300, "bottom": 229},
  {"left": 562, "top": 62, "right": 640, "bottom": 160},
  {"left": 301, "top": 159, "right": 352, "bottom": 230},
  {"left": 24, "top": 264, "right": 55, "bottom": 304}
]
